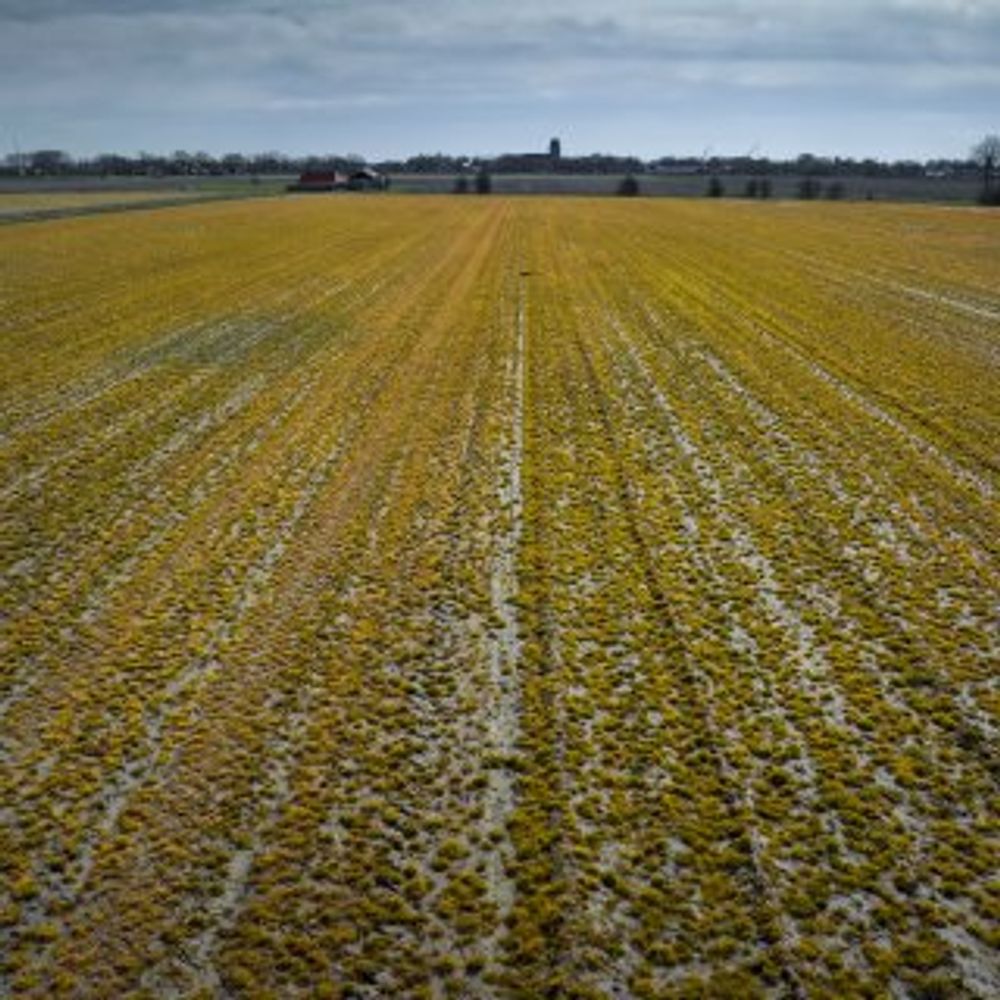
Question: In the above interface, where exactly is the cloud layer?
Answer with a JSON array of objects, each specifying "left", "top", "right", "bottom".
[{"left": 1, "top": 0, "right": 996, "bottom": 158}]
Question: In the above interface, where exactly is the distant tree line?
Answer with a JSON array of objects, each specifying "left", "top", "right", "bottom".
[
  {"left": 660, "top": 152, "right": 970, "bottom": 179},
  {"left": 379, "top": 151, "right": 646, "bottom": 175},
  {"left": 0, "top": 149, "right": 367, "bottom": 178},
  {"left": 2, "top": 147, "right": 992, "bottom": 182}
]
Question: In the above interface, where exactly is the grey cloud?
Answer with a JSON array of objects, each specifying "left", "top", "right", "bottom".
[
  {"left": 5, "top": 1, "right": 999, "bottom": 68},
  {"left": 0, "top": 0, "right": 996, "bottom": 157},
  {"left": 0, "top": 0, "right": 259, "bottom": 18}
]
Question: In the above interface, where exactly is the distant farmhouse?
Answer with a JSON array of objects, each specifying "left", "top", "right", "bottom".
[{"left": 288, "top": 166, "right": 388, "bottom": 192}]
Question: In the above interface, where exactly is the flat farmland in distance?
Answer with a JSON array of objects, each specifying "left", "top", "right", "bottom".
[
  {"left": 0, "top": 183, "right": 285, "bottom": 223},
  {"left": 0, "top": 189, "right": 211, "bottom": 218},
  {"left": 1, "top": 197, "right": 997, "bottom": 999},
  {"left": 387, "top": 173, "right": 985, "bottom": 202}
]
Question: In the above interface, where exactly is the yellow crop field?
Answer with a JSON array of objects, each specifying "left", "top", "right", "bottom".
[{"left": 1, "top": 196, "right": 998, "bottom": 998}]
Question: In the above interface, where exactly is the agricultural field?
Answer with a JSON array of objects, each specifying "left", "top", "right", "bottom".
[
  {"left": 1, "top": 196, "right": 998, "bottom": 998},
  {"left": 0, "top": 190, "right": 212, "bottom": 219},
  {"left": 387, "top": 173, "right": 984, "bottom": 202},
  {"left": 0, "top": 180, "right": 285, "bottom": 221}
]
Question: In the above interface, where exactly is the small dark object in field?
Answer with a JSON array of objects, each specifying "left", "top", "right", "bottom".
[{"left": 618, "top": 174, "right": 640, "bottom": 197}]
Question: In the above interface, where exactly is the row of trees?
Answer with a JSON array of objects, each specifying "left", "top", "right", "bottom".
[
  {"left": 0, "top": 149, "right": 649, "bottom": 178},
  {"left": 481, "top": 139, "right": 1000, "bottom": 203},
  {"left": 0, "top": 149, "right": 366, "bottom": 178},
  {"left": 3, "top": 141, "right": 997, "bottom": 186},
  {"left": 652, "top": 153, "right": 961, "bottom": 179},
  {"left": 456, "top": 173, "right": 842, "bottom": 200},
  {"left": 4, "top": 136, "right": 996, "bottom": 203},
  {"left": 615, "top": 175, "right": 841, "bottom": 199},
  {"left": 704, "top": 177, "right": 845, "bottom": 200}
]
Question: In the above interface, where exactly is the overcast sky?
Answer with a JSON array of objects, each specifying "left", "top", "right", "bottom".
[{"left": 1, "top": 0, "right": 996, "bottom": 161}]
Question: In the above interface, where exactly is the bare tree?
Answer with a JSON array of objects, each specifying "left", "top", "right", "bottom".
[
  {"left": 29, "top": 149, "right": 72, "bottom": 174},
  {"left": 617, "top": 174, "right": 640, "bottom": 196},
  {"left": 971, "top": 134, "right": 1000, "bottom": 204},
  {"left": 797, "top": 177, "right": 821, "bottom": 200}
]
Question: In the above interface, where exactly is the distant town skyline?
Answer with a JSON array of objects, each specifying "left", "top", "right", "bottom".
[{"left": 1, "top": 0, "right": 996, "bottom": 162}]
